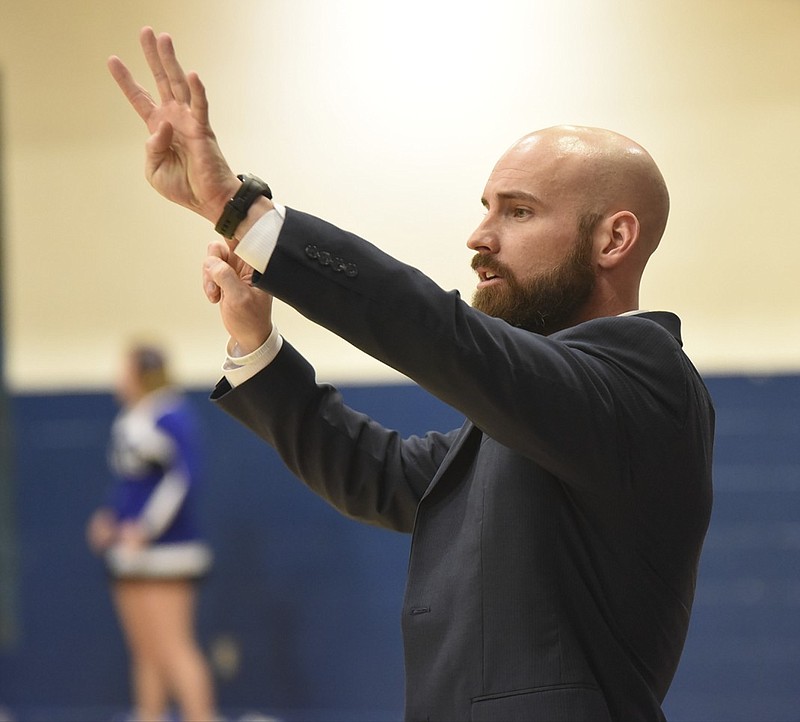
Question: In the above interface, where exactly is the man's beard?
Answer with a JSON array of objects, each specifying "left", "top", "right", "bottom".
[{"left": 471, "top": 214, "right": 600, "bottom": 335}]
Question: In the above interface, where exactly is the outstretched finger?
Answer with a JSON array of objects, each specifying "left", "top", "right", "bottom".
[
  {"left": 187, "top": 72, "right": 210, "bottom": 127},
  {"left": 108, "top": 55, "right": 157, "bottom": 124},
  {"left": 156, "top": 32, "right": 191, "bottom": 105},
  {"left": 140, "top": 26, "right": 175, "bottom": 104}
]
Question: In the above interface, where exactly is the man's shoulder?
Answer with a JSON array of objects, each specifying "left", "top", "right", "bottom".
[
  {"left": 554, "top": 312, "right": 694, "bottom": 384},
  {"left": 559, "top": 311, "right": 683, "bottom": 347}
]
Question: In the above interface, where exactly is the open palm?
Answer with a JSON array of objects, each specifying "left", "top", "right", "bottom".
[{"left": 108, "top": 27, "right": 240, "bottom": 222}]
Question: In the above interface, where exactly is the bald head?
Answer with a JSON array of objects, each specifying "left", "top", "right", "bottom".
[
  {"left": 504, "top": 125, "right": 670, "bottom": 259},
  {"left": 470, "top": 125, "right": 671, "bottom": 325}
]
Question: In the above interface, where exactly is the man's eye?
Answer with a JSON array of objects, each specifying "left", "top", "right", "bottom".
[{"left": 512, "top": 207, "right": 532, "bottom": 218}]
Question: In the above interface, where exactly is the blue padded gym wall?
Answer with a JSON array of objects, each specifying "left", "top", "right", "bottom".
[{"left": 0, "top": 375, "right": 798, "bottom": 721}]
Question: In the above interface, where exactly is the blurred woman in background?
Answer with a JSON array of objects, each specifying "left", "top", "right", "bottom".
[{"left": 87, "top": 343, "right": 215, "bottom": 722}]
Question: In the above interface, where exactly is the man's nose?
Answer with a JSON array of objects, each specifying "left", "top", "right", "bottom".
[{"left": 466, "top": 215, "right": 499, "bottom": 253}]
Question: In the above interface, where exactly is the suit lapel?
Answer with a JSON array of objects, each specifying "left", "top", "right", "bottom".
[{"left": 421, "top": 421, "right": 482, "bottom": 501}]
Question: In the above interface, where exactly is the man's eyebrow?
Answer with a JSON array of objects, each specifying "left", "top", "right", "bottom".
[{"left": 481, "top": 190, "right": 542, "bottom": 207}]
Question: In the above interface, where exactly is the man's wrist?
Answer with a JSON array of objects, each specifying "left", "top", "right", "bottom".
[
  {"left": 206, "top": 176, "right": 244, "bottom": 224},
  {"left": 224, "top": 326, "right": 283, "bottom": 388},
  {"left": 214, "top": 174, "right": 274, "bottom": 240},
  {"left": 232, "top": 325, "right": 274, "bottom": 357}
]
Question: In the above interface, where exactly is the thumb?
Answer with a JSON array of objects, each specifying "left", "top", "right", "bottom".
[
  {"left": 145, "top": 120, "right": 174, "bottom": 160},
  {"left": 204, "top": 255, "right": 245, "bottom": 301}
]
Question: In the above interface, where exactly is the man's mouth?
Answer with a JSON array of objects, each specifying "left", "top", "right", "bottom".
[{"left": 476, "top": 268, "right": 503, "bottom": 287}]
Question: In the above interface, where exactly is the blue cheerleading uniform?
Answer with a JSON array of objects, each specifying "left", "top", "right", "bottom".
[{"left": 104, "top": 387, "right": 212, "bottom": 579}]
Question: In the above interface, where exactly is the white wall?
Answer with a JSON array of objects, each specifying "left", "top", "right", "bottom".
[{"left": 1, "top": 0, "right": 799, "bottom": 390}]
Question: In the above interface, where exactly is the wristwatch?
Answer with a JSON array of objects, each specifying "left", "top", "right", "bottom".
[{"left": 214, "top": 174, "right": 273, "bottom": 239}]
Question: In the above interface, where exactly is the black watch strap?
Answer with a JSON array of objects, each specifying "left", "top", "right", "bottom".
[{"left": 214, "top": 174, "right": 273, "bottom": 239}]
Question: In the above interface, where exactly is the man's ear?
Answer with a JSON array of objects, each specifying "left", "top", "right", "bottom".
[{"left": 596, "top": 211, "right": 640, "bottom": 269}]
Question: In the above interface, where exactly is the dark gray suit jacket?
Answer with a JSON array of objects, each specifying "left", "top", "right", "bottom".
[{"left": 212, "top": 209, "right": 715, "bottom": 721}]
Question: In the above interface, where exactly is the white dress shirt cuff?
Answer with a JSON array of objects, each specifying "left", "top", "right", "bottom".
[
  {"left": 235, "top": 202, "right": 286, "bottom": 273},
  {"left": 223, "top": 325, "right": 284, "bottom": 388}
]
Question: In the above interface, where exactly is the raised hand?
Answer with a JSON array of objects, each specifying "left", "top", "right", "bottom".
[
  {"left": 108, "top": 27, "right": 241, "bottom": 223},
  {"left": 203, "top": 240, "right": 274, "bottom": 354}
]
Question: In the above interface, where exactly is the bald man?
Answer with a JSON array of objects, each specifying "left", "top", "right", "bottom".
[{"left": 110, "top": 28, "right": 714, "bottom": 722}]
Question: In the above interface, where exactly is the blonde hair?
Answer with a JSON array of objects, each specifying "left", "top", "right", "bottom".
[{"left": 128, "top": 343, "right": 171, "bottom": 394}]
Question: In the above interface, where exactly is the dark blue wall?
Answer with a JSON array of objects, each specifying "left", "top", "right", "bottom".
[
  {"left": 0, "top": 376, "right": 798, "bottom": 721},
  {"left": 663, "top": 375, "right": 800, "bottom": 722}
]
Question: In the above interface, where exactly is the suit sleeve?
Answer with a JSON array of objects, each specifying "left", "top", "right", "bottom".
[
  {"left": 213, "top": 337, "right": 459, "bottom": 533},
  {"left": 245, "top": 208, "right": 696, "bottom": 492}
]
